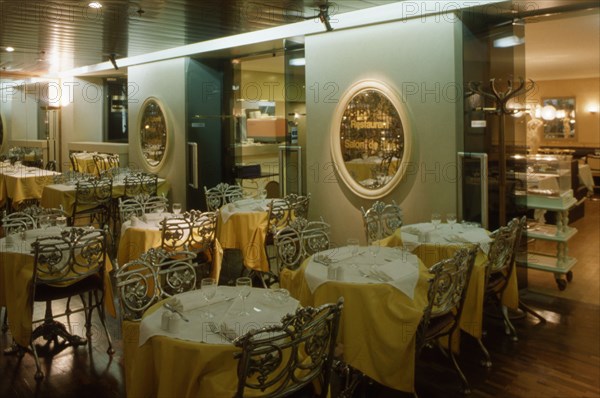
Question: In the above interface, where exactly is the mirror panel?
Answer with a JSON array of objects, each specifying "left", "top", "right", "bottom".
[
  {"left": 331, "top": 81, "right": 411, "bottom": 199},
  {"left": 139, "top": 98, "right": 168, "bottom": 170},
  {"left": 542, "top": 97, "right": 576, "bottom": 139}
]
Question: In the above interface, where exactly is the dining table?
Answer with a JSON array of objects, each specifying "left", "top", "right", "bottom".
[
  {"left": 0, "top": 162, "right": 61, "bottom": 209},
  {"left": 123, "top": 286, "right": 299, "bottom": 397},
  {"left": 0, "top": 227, "right": 116, "bottom": 349},
  {"left": 379, "top": 222, "right": 520, "bottom": 339},
  {"left": 40, "top": 174, "right": 170, "bottom": 216},
  {"left": 117, "top": 212, "right": 223, "bottom": 280},
  {"left": 217, "top": 198, "right": 271, "bottom": 272},
  {"left": 279, "top": 245, "right": 429, "bottom": 393}
]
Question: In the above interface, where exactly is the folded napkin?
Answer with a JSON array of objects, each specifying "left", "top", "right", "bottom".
[
  {"left": 166, "top": 297, "right": 184, "bottom": 312},
  {"left": 130, "top": 216, "right": 142, "bottom": 227},
  {"left": 402, "top": 226, "right": 422, "bottom": 236},
  {"left": 143, "top": 213, "right": 166, "bottom": 222}
]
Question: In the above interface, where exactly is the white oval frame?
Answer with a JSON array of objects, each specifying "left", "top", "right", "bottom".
[
  {"left": 137, "top": 97, "right": 170, "bottom": 173},
  {"left": 330, "top": 80, "right": 412, "bottom": 199}
]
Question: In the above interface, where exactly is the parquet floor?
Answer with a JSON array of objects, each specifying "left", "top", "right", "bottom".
[{"left": 1, "top": 201, "right": 598, "bottom": 397}]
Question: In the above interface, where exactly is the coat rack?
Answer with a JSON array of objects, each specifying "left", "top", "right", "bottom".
[{"left": 467, "top": 77, "right": 535, "bottom": 226}]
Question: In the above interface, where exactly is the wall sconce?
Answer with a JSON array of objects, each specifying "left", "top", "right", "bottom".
[{"left": 586, "top": 104, "right": 599, "bottom": 114}]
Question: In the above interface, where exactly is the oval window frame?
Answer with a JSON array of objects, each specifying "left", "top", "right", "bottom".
[
  {"left": 138, "top": 97, "right": 170, "bottom": 172},
  {"left": 330, "top": 80, "right": 412, "bottom": 199}
]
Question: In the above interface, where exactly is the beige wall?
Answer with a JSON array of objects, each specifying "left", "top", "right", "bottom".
[
  {"left": 305, "top": 17, "right": 462, "bottom": 246},
  {"left": 128, "top": 58, "right": 187, "bottom": 207},
  {"left": 528, "top": 77, "right": 600, "bottom": 147}
]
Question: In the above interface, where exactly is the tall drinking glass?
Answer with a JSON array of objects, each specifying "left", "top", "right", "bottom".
[
  {"left": 447, "top": 213, "right": 457, "bottom": 229},
  {"left": 235, "top": 277, "right": 252, "bottom": 317},
  {"left": 431, "top": 213, "right": 442, "bottom": 229},
  {"left": 200, "top": 278, "right": 217, "bottom": 318},
  {"left": 347, "top": 238, "right": 359, "bottom": 269}
]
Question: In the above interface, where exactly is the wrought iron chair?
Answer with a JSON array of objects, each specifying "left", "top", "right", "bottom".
[
  {"left": 233, "top": 297, "right": 344, "bottom": 398},
  {"left": 203, "top": 182, "right": 244, "bottom": 211},
  {"left": 71, "top": 177, "right": 113, "bottom": 228},
  {"left": 143, "top": 194, "right": 169, "bottom": 214},
  {"left": 274, "top": 217, "right": 331, "bottom": 271},
  {"left": 118, "top": 197, "right": 145, "bottom": 222},
  {"left": 114, "top": 259, "right": 160, "bottom": 321},
  {"left": 123, "top": 172, "right": 159, "bottom": 198},
  {"left": 416, "top": 245, "right": 478, "bottom": 394},
  {"left": 140, "top": 247, "right": 198, "bottom": 296},
  {"left": 45, "top": 160, "right": 57, "bottom": 171},
  {"left": 26, "top": 227, "right": 114, "bottom": 380},
  {"left": 360, "top": 200, "right": 403, "bottom": 244},
  {"left": 160, "top": 210, "right": 218, "bottom": 279},
  {"left": 1, "top": 211, "right": 37, "bottom": 234},
  {"left": 481, "top": 216, "right": 530, "bottom": 348}
]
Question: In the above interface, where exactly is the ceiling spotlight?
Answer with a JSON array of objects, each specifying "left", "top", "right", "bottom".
[
  {"left": 5, "top": 46, "right": 15, "bottom": 52},
  {"left": 88, "top": 2, "right": 102, "bottom": 9},
  {"left": 318, "top": 4, "right": 333, "bottom": 32},
  {"left": 108, "top": 53, "right": 119, "bottom": 70}
]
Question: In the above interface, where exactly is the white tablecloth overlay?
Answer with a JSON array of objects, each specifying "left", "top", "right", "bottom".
[
  {"left": 138, "top": 286, "right": 299, "bottom": 346},
  {"left": 0, "top": 227, "right": 67, "bottom": 254},
  {"left": 220, "top": 198, "right": 270, "bottom": 224},
  {"left": 400, "top": 223, "right": 492, "bottom": 255},
  {"left": 304, "top": 246, "right": 420, "bottom": 299}
]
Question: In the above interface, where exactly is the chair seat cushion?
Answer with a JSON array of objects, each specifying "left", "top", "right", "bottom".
[
  {"left": 34, "top": 274, "right": 104, "bottom": 302},
  {"left": 425, "top": 312, "right": 455, "bottom": 339}
]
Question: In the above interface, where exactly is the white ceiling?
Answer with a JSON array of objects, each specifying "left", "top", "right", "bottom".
[{"left": 526, "top": 10, "right": 600, "bottom": 81}]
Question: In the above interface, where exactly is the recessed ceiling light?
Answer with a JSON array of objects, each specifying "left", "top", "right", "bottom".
[
  {"left": 88, "top": 2, "right": 102, "bottom": 8},
  {"left": 5, "top": 46, "right": 15, "bottom": 52}
]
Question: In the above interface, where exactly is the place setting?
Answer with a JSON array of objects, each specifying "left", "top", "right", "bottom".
[{"left": 138, "top": 278, "right": 299, "bottom": 346}]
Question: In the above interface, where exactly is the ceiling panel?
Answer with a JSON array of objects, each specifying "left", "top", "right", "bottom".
[{"left": 0, "top": 0, "right": 385, "bottom": 77}]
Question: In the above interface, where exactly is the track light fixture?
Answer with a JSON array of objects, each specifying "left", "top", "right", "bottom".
[
  {"left": 318, "top": 4, "right": 333, "bottom": 31},
  {"left": 108, "top": 53, "right": 118, "bottom": 70}
]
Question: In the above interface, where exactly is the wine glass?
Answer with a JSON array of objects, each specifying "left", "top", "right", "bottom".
[
  {"left": 235, "top": 277, "right": 252, "bottom": 317},
  {"left": 346, "top": 238, "right": 359, "bottom": 268},
  {"left": 200, "top": 278, "right": 217, "bottom": 318},
  {"left": 368, "top": 242, "right": 380, "bottom": 266},
  {"left": 447, "top": 213, "right": 457, "bottom": 229},
  {"left": 431, "top": 213, "right": 442, "bottom": 229},
  {"left": 172, "top": 203, "right": 182, "bottom": 215},
  {"left": 38, "top": 215, "right": 51, "bottom": 230}
]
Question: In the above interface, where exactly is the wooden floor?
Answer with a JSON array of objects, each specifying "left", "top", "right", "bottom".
[{"left": 1, "top": 201, "right": 599, "bottom": 397}]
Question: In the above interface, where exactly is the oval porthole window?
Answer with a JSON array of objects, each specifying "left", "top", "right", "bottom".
[
  {"left": 330, "top": 81, "right": 412, "bottom": 199},
  {"left": 139, "top": 98, "right": 169, "bottom": 171}
]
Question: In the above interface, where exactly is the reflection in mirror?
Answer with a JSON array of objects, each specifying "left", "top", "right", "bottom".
[
  {"left": 541, "top": 97, "right": 576, "bottom": 139},
  {"left": 340, "top": 89, "right": 405, "bottom": 189},
  {"left": 139, "top": 98, "right": 167, "bottom": 168}
]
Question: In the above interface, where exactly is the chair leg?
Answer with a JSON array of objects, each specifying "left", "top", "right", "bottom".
[
  {"left": 476, "top": 338, "right": 492, "bottom": 368},
  {"left": 519, "top": 302, "right": 547, "bottom": 323},
  {"left": 501, "top": 305, "right": 518, "bottom": 342},
  {"left": 1, "top": 307, "right": 8, "bottom": 333},
  {"left": 333, "top": 360, "right": 364, "bottom": 398},
  {"left": 30, "top": 342, "right": 44, "bottom": 380},
  {"left": 448, "top": 337, "right": 471, "bottom": 394}
]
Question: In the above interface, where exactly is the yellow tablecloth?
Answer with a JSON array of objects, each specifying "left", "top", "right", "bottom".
[
  {"left": 117, "top": 224, "right": 224, "bottom": 281},
  {"left": 124, "top": 288, "right": 294, "bottom": 398},
  {"left": 40, "top": 178, "right": 170, "bottom": 215},
  {"left": 0, "top": 169, "right": 60, "bottom": 208},
  {"left": 280, "top": 258, "right": 430, "bottom": 393},
  {"left": 217, "top": 210, "right": 269, "bottom": 272},
  {"left": 378, "top": 229, "right": 519, "bottom": 339},
  {"left": 0, "top": 241, "right": 116, "bottom": 348}
]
